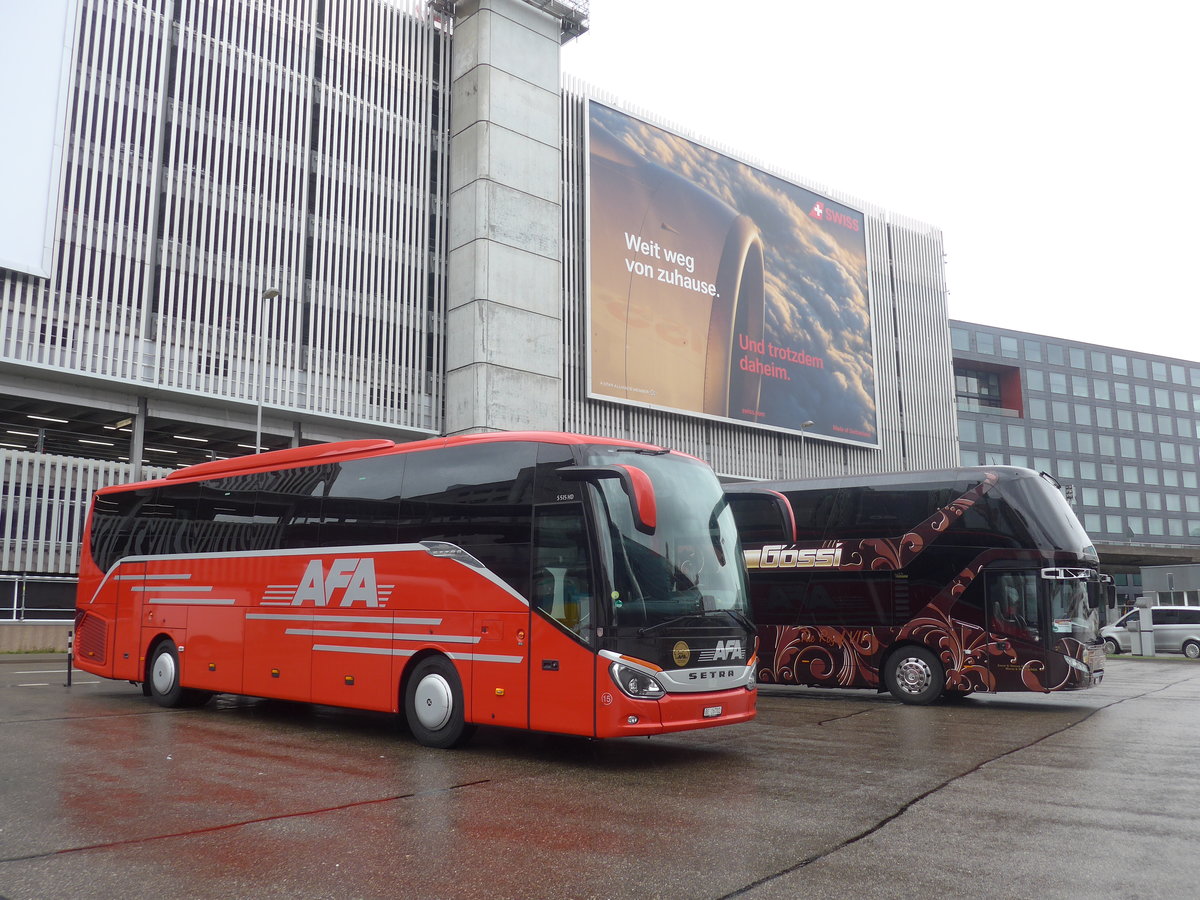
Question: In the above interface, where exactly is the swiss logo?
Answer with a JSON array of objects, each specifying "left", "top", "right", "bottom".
[{"left": 809, "top": 201, "right": 861, "bottom": 232}]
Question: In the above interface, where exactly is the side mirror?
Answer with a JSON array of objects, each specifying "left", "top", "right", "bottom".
[{"left": 560, "top": 464, "right": 657, "bottom": 534}]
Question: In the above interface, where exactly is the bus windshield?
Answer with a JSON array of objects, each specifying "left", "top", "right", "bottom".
[
  {"left": 581, "top": 448, "right": 748, "bottom": 629},
  {"left": 1046, "top": 574, "right": 1101, "bottom": 645},
  {"left": 998, "top": 472, "right": 1099, "bottom": 563}
]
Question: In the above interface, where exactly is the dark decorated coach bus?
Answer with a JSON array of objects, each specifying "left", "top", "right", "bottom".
[{"left": 725, "top": 467, "right": 1109, "bottom": 704}]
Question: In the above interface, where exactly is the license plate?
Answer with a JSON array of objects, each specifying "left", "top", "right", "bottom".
[{"left": 703, "top": 706, "right": 722, "bottom": 718}]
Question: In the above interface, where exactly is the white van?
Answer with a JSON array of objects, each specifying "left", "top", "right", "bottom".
[{"left": 1101, "top": 606, "right": 1200, "bottom": 658}]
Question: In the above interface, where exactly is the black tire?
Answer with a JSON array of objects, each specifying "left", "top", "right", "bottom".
[
  {"left": 147, "top": 640, "right": 211, "bottom": 708},
  {"left": 884, "top": 645, "right": 944, "bottom": 705},
  {"left": 1104, "top": 637, "right": 1122, "bottom": 655},
  {"left": 1183, "top": 640, "right": 1200, "bottom": 660},
  {"left": 404, "top": 656, "right": 475, "bottom": 749}
]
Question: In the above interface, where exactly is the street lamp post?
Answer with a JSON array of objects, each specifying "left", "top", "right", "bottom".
[
  {"left": 255, "top": 287, "right": 279, "bottom": 454},
  {"left": 799, "top": 419, "right": 815, "bottom": 471}
]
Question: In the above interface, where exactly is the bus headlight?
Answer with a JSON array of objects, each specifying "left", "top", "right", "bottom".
[{"left": 610, "top": 662, "right": 665, "bottom": 699}]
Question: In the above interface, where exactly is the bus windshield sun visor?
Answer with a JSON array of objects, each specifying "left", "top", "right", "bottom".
[{"left": 559, "top": 464, "right": 657, "bottom": 534}]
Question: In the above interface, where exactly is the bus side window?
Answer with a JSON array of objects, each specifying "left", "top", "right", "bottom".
[
  {"left": 725, "top": 494, "right": 790, "bottom": 544},
  {"left": 787, "top": 490, "right": 840, "bottom": 540},
  {"left": 313, "top": 458, "right": 403, "bottom": 547},
  {"left": 987, "top": 572, "right": 1040, "bottom": 642},
  {"left": 400, "top": 442, "right": 537, "bottom": 599},
  {"left": 192, "top": 475, "right": 265, "bottom": 553},
  {"left": 89, "top": 489, "right": 147, "bottom": 570},
  {"left": 797, "top": 575, "right": 891, "bottom": 626},
  {"left": 532, "top": 504, "right": 593, "bottom": 638}
]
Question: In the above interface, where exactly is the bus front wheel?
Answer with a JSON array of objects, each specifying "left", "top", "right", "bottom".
[
  {"left": 404, "top": 656, "right": 475, "bottom": 749},
  {"left": 147, "top": 640, "right": 211, "bottom": 708},
  {"left": 884, "top": 646, "right": 944, "bottom": 705}
]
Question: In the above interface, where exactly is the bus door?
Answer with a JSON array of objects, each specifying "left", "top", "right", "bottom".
[
  {"left": 105, "top": 561, "right": 145, "bottom": 682},
  {"left": 985, "top": 571, "right": 1047, "bottom": 691},
  {"left": 528, "top": 503, "right": 598, "bottom": 736}
]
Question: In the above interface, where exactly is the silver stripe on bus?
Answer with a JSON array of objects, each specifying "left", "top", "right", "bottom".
[
  {"left": 285, "top": 628, "right": 479, "bottom": 644},
  {"left": 148, "top": 597, "right": 237, "bottom": 605},
  {"left": 116, "top": 573, "right": 193, "bottom": 581},
  {"left": 89, "top": 571, "right": 194, "bottom": 604},
  {"left": 132, "top": 585, "right": 212, "bottom": 592},
  {"left": 117, "top": 543, "right": 431, "bottom": 562},
  {"left": 247, "top": 613, "right": 442, "bottom": 625},
  {"left": 311, "top": 644, "right": 523, "bottom": 664},
  {"left": 446, "top": 652, "right": 524, "bottom": 664},
  {"left": 312, "top": 644, "right": 408, "bottom": 657}
]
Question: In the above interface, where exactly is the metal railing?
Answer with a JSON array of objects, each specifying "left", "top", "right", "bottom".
[{"left": 0, "top": 575, "right": 77, "bottom": 622}]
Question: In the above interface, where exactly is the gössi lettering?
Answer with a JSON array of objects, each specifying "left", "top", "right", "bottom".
[{"left": 746, "top": 544, "right": 845, "bottom": 570}]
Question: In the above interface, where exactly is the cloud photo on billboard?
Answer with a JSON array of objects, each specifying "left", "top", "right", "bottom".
[{"left": 587, "top": 103, "right": 877, "bottom": 446}]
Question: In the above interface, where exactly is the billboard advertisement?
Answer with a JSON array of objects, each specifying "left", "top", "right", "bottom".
[{"left": 587, "top": 102, "right": 878, "bottom": 446}]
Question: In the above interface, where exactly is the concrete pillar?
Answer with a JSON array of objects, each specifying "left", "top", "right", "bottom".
[
  {"left": 444, "top": 0, "right": 563, "bottom": 434},
  {"left": 129, "top": 396, "right": 147, "bottom": 481}
]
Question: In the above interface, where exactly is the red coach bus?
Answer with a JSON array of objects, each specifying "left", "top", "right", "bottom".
[
  {"left": 75, "top": 432, "right": 755, "bottom": 747},
  {"left": 725, "top": 467, "right": 1109, "bottom": 704}
]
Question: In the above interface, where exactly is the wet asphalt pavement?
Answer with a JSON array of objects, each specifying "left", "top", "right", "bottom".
[{"left": 0, "top": 654, "right": 1196, "bottom": 899}]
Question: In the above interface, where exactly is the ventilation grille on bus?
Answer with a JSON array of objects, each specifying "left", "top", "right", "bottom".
[{"left": 75, "top": 611, "right": 108, "bottom": 666}]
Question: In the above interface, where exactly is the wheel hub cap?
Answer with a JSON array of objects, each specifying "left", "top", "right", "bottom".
[
  {"left": 413, "top": 673, "right": 453, "bottom": 730},
  {"left": 896, "top": 657, "right": 933, "bottom": 695},
  {"left": 152, "top": 652, "right": 176, "bottom": 694}
]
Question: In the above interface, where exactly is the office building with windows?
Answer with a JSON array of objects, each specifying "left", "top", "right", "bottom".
[{"left": 951, "top": 319, "right": 1200, "bottom": 606}]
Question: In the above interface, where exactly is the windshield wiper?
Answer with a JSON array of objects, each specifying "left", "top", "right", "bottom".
[
  {"left": 637, "top": 606, "right": 755, "bottom": 636},
  {"left": 715, "top": 607, "right": 756, "bottom": 634},
  {"left": 638, "top": 613, "right": 700, "bottom": 636}
]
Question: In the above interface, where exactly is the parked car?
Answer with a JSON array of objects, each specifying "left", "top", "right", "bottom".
[{"left": 1101, "top": 606, "right": 1200, "bottom": 658}]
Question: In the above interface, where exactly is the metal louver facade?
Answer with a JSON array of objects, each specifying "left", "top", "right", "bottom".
[{"left": 0, "top": 0, "right": 449, "bottom": 434}]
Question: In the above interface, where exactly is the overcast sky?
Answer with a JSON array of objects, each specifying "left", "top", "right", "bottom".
[{"left": 561, "top": 1, "right": 1200, "bottom": 363}]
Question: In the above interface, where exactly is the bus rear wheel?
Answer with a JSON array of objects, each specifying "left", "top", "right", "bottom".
[
  {"left": 404, "top": 656, "right": 475, "bottom": 749},
  {"left": 884, "top": 646, "right": 944, "bottom": 705},
  {"left": 1183, "top": 640, "right": 1200, "bottom": 660},
  {"left": 147, "top": 640, "right": 211, "bottom": 708}
]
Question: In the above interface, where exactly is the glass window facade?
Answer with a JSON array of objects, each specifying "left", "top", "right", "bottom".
[{"left": 952, "top": 321, "right": 1200, "bottom": 569}]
